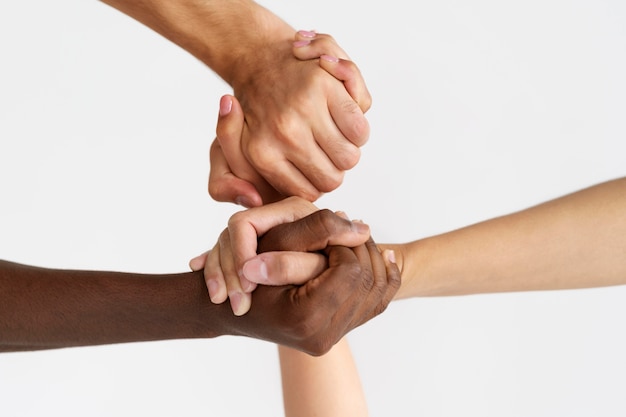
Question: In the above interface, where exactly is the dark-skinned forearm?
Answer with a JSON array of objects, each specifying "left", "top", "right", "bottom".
[{"left": 0, "top": 260, "right": 229, "bottom": 352}]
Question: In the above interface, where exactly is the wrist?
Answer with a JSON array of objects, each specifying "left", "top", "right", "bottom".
[
  {"left": 101, "top": 0, "right": 294, "bottom": 85},
  {"left": 379, "top": 240, "right": 433, "bottom": 299}
]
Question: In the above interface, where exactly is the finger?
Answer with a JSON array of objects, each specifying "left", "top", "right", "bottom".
[
  {"left": 243, "top": 251, "right": 327, "bottom": 285},
  {"left": 323, "top": 84, "right": 370, "bottom": 147},
  {"left": 348, "top": 240, "right": 401, "bottom": 330},
  {"left": 216, "top": 95, "right": 283, "bottom": 205},
  {"left": 382, "top": 249, "right": 402, "bottom": 305},
  {"left": 243, "top": 134, "right": 325, "bottom": 200},
  {"left": 218, "top": 230, "right": 252, "bottom": 316},
  {"left": 310, "top": 121, "right": 362, "bottom": 171},
  {"left": 257, "top": 209, "right": 371, "bottom": 254},
  {"left": 189, "top": 250, "right": 209, "bottom": 271},
  {"left": 298, "top": 244, "right": 364, "bottom": 317},
  {"left": 283, "top": 139, "right": 346, "bottom": 193},
  {"left": 203, "top": 245, "right": 228, "bottom": 304},
  {"left": 292, "top": 31, "right": 350, "bottom": 61},
  {"left": 209, "top": 138, "right": 263, "bottom": 208},
  {"left": 319, "top": 55, "right": 372, "bottom": 113},
  {"left": 228, "top": 197, "right": 320, "bottom": 278}
]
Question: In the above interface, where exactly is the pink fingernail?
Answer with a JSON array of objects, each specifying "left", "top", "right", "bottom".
[
  {"left": 386, "top": 250, "right": 397, "bottom": 264},
  {"left": 297, "top": 30, "right": 316, "bottom": 38},
  {"left": 243, "top": 258, "right": 268, "bottom": 283},
  {"left": 230, "top": 292, "right": 242, "bottom": 315},
  {"left": 219, "top": 95, "right": 232, "bottom": 116},
  {"left": 321, "top": 54, "right": 339, "bottom": 63},
  {"left": 293, "top": 40, "right": 311, "bottom": 48},
  {"left": 206, "top": 279, "right": 221, "bottom": 303}
]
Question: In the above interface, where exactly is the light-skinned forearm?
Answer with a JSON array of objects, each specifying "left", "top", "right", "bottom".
[
  {"left": 100, "top": 0, "right": 294, "bottom": 86},
  {"left": 383, "top": 177, "right": 626, "bottom": 298},
  {"left": 279, "top": 338, "right": 368, "bottom": 417}
]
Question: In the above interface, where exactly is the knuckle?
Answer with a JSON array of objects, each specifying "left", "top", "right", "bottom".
[
  {"left": 357, "top": 265, "right": 374, "bottom": 292},
  {"left": 294, "top": 187, "right": 322, "bottom": 202},
  {"left": 245, "top": 139, "right": 272, "bottom": 165},
  {"left": 334, "top": 147, "right": 361, "bottom": 170},
  {"left": 350, "top": 114, "right": 370, "bottom": 146},
  {"left": 227, "top": 210, "right": 247, "bottom": 230},
  {"left": 316, "top": 171, "right": 344, "bottom": 193},
  {"left": 208, "top": 179, "right": 231, "bottom": 203},
  {"left": 315, "top": 209, "right": 341, "bottom": 235},
  {"left": 341, "top": 98, "right": 361, "bottom": 115}
]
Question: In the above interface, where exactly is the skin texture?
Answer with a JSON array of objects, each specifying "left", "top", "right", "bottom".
[
  {"left": 234, "top": 178, "right": 626, "bottom": 300},
  {"left": 195, "top": 49, "right": 374, "bottom": 312},
  {"left": 385, "top": 176, "right": 626, "bottom": 299},
  {"left": 279, "top": 338, "right": 369, "bottom": 417},
  {"left": 100, "top": 0, "right": 370, "bottom": 205},
  {"left": 0, "top": 210, "right": 400, "bottom": 356},
  {"left": 191, "top": 198, "right": 372, "bottom": 315},
  {"left": 209, "top": 31, "right": 372, "bottom": 206},
  {"left": 194, "top": 43, "right": 626, "bottom": 304}
]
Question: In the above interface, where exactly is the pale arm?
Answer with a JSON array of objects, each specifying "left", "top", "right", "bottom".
[
  {"left": 385, "top": 177, "right": 626, "bottom": 298},
  {"left": 279, "top": 338, "right": 368, "bottom": 417}
]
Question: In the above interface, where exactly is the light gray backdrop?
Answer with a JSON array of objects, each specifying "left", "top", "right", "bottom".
[{"left": 1, "top": 1, "right": 625, "bottom": 416}]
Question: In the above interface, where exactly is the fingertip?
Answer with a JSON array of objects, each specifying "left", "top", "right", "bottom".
[
  {"left": 206, "top": 278, "right": 228, "bottom": 304},
  {"left": 384, "top": 249, "right": 396, "bottom": 265},
  {"left": 189, "top": 252, "right": 208, "bottom": 271},
  {"left": 296, "top": 30, "right": 316, "bottom": 39},
  {"left": 230, "top": 292, "right": 252, "bottom": 316},
  {"left": 351, "top": 219, "right": 371, "bottom": 235},
  {"left": 219, "top": 95, "right": 232, "bottom": 116}
]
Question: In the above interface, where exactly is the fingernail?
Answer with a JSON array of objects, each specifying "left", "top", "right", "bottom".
[
  {"left": 206, "top": 279, "right": 221, "bottom": 303},
  {"left": 243, "top": 258, "right": 268, "bottom": 284},
  {"left": 293, "top": 40, "right": 311, "bottom": 48},
  {"left": 321, "top": 54, "right": 339, "bottom": 63},
  {"left": 297, "top": 30, "right": 316, "bottom": 38},
  {"left": 386, "top": 250, "right": 396, "bottom": 264},
  {"left": 229, "top": 292, "right": 242, "bottom": 315},
  {"left": 230, "top": 292, "right": 251, "bottom": 316},
  {"left": 335, "top": 211, "right": 350, "bottom": 220},
  {"left": 219, "top": 95, "right": 232, "bottom": 116},
  {"left": 241, "top": 276, "right": 257, "bottom": 293},
  {"left": 235, "top": 196, "right": 254, "bottom": 208}
]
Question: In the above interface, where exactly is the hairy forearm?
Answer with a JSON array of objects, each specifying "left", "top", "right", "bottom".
[
  {"left": 384, "top": 177, "right": 626, "bottom": 298},
  {"left": 0, "top": 260, "right": 225, "bottom": 351},
  {"left": 100, "top": 0, "right": 294, "bottom": 85}
]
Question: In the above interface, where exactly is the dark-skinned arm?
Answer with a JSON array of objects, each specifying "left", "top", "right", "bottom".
[{"left": 1, "top": 210, "right": 399, "bottom": 355}]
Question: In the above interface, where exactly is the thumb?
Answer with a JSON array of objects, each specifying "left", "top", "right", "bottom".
[
  {"left": 208, "top": 138, "right": 262, "bottom": 207},
  {"left": 243, "top": 252, "right": 327, "bottom": 285}
]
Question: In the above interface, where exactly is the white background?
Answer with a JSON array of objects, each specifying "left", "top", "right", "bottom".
[{"left": 1, "top": 0, "right": 625, "bottom": 416}]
